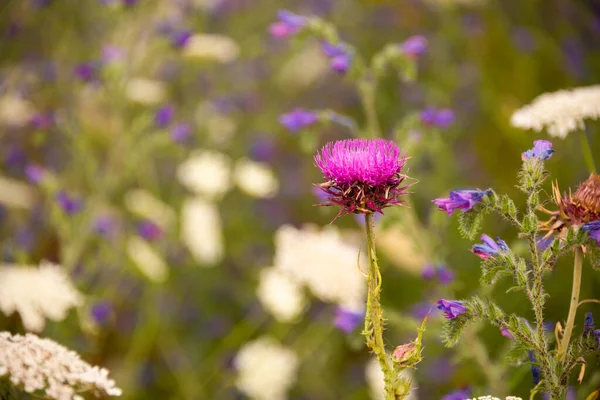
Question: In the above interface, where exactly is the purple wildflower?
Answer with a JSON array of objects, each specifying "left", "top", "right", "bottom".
[
  {"left": 522, "top": 140, "right": 555, "bottom": 161},
  {"left": 442, "top": 387, "right": 471, "bottom": 400},
  {"left": 25, "top": 164, "right": 45, "bottom": 184},
  {"left": 432, "top": 189, "right": 491, "bottom": 215},
  {"left": 93, "top": 215, "right": 118, "bottom": 238},
  {"left": 91, "top": 301, "right": 113, "bottom": 325},
  {"left": 411, "top": 302, "right": 433, "bottom": 320},
  {"left": 314, "top": 139, "right": 410, "bottom": 218},
  {"left": 421, "top": 107, "right": 455, "bottom": 128},
  {"left": 30, "top": 112, "right": 54, "bottom": 130},
  {"left": 279, "top": 108, "right": 318, "bottom": 132},
  {"left": 137, "top": 220, "right": 163, "bottom": 241},
  {"left": 471, "top": 234, "right": 509, "bottom": 260},
  {"left": 529, "top": 350, "right": 540, "bottom": 384},
  {"left": 582, "top": 220, "right": 600, "bottom": 245},
  {"left": 500, "top": 326, "right": 514, "bottom": 339},
  {"left": 333, "top": 307, "right": 364, "bottom": 334},
  {"left": 154, "top": 104, "right": 175, "bottom": 128},
  {"left": 170, "top": 30, "right": 193, "bottom": 48},
  {"left": 268, "top": 10, "right": 307, "bottom": 39},
  {"left": 537, "top": 236, "right": 554, "bottom": 251},
  {"left": 584, "top": 312, "right": 595, "bottom": 337},
  {"left": 421, "top": 263, "right": 437, "bottom": 280},
  {"left": 170, "top": 123, "right": 192, "bottom": 142},
  {"left": 321, "top": 42, "right": 353, "bottom": 74},
  {"left": 56, "top": 192, "right": 83, "bottom": 215},
  {"left": 421, "top": 264, "right": 454, "bottom": 285},
  {"left": 400, "top": 35, "right": 428, "bottom": 58},
  {"left": 102, "top": 45, "right": 125, "bottom": 64},
  {"left": 74, "top": 62, "right": 97, "bottom": 82},
  {"left": 437, "top": 299, "right": 467, "bottom": 319}
]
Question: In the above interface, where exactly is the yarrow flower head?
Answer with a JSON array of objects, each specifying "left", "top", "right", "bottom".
[
  {"left": 521, "top": 140, "right": 555, "bottom": 161},
  {"left": 268, "top": 10, "right": 308, "bottom": 39},
  {"left": 437, "top": 299, "right": 467, "bottom": 319},
  {"left": 0, "top": 331, "right": 122, "bottom": 399},
  {"left": 510, "top": 85, "right": 600, "bottom": 138},
  {"left": 314, "top": 138, "right": 410, "bottom": 219},
  {"left": 321, "top": 42, "right": 353, "bottom": 74},
  {"left": 471, "top": 234, "right": 509, "bottom": 260},
  {"left": 279, "top": 108, "right": 318, "bottom": 132},
  {"left": 433, "top": 189, "right": 491, "bottom": 215},
  {"left": 540, "top": 174, "right": 600, "bottom": 238},
  {"left": 400, "top": 35, "right": 428, "bottom": 58}
]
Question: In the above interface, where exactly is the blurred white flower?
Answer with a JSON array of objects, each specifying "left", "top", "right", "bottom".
[
  {"left": 124, "top": 189, "right": 175, "bottom": 228},
  {"left": 234, "top": 158, "right": 279, "bottom": 199},
  {"left": 191, "top": 0, "right": 223, "bottom": 11},
  {"left": 126, "top": 237, "right": 168, "bottom": 282},
  {"left": 257, "top": 267, "right": 305, "bottom": 323},
  {"left": 467, "top": 397, "right": 523, "bottom": 400},
  {"left": 183, "top": 34, "right": 240, "bottom": 63},
  {"left": 277, "top": 43, "right": 329, "bottom": 90},
  {"left": 177, "top": 150, "right": 232, "bottom": 199},
  {"left": 235, "top": 336, "right": 298, "bottom": 400},
  {"left": 0, "top": 95, "right": 34, "bottom": 127},
  {"left": 125, "top": 78, "right": 167, "bottom": 105},
  {"left": 511, "top": 85, "right": 600, "bottom": 138},
  {"left": 0, "top": 175, "right": 35, "bottom": 209},
  {"left": 181, "top": 197, "right": 224, "bottom": 266},
  {"left": 0, "top": 262, "right": 83, "bottom": 332},
  {"left": 365, "top": 358, "right": 416, "bottom": 400},
  {"left": 0, "top": 332, "right": 122, "bottom": 399},
  {"left": 274, "top": 225, "right": 366, "bottom": 310},
  {"left": 423, "top": 0, "right": 486, "bottom": 8}
]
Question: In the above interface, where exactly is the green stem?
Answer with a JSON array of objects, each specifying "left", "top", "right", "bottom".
[
  {"left": 559, "top": 246, "right": 583, "bottom": 362},
  {"left": 358, "top": 78, "right": 381, "bottom": 138},
  {"left": 364, "top": 213, "right": 394, "bottom": 400},
  {"left": 580, "top": 128, "right": 596, "bottom": 174}
]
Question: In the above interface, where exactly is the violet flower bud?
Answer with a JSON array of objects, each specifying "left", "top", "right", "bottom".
[
  {"left": 437, "top": 299, "right": 467, "bottom": 319},
  {"left": 432, "top": 189, "right": 490, "bottom": 215},
  {"left": 471, "top": 234, "right": 509, "bottom": 260}
]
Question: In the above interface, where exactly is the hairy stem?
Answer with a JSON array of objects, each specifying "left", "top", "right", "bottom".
[
  {"left": 364, "top": 213, "right": 394, "bottom": 399},
  {"left": 580, "top": 127, "right": 596, "bottom": 174},
  {"left": 559, "top": 246, "right": 583, "bottom": 362}
]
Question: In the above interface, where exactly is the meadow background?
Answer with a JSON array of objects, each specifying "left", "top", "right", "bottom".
[{"left": 0, "top": 0, "right": 599, "bottom": 399}]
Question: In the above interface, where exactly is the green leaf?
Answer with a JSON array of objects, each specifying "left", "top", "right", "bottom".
[{"left": 458, "top": 210, "right": 483, "bottom": 240}]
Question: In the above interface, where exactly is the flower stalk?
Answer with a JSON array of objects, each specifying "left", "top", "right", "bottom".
[
  {"left": 363, "top": 212, "right": 394, "bottom": 399},
  {"left": 559, "top": 246, "right": 583, "bottom": 362},
  {"left": 580, "top": 128, "right": 596, "bottom": 174}
]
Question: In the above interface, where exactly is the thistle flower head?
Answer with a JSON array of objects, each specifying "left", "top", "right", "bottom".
[
  {"left": 314, "top": 138, "right": 410, "bottom": 219},
  {"left": 540, "top": 174, "right": 600, "bottom": 237}
]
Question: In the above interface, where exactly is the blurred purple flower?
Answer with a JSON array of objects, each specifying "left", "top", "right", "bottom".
[
  {"left": 269, "top": 10, "right": 307, "bottom": 39},
  {"left": 170, "top": 123, "right": 192, "bottom": 143},
  {"left": 500, "top": 326, "right": 514, "bottom": 339},
  {"left": 522, "top": 140, "right": 554, "bottom": 161},
  {"left": 411, "top": 302, "right": 433, "bottom": 320},
  {"left": 249, "top": 136, "right": 276, "bottom": 162},
  {"left": 5, "top": 147, "right": 26, "bottom": 168},
  {"left": 137, "top": 220, "right": 163, "bottom": 241},
  {"left": 437, "top": 299, "right": 467, "bottom": 319},
  {"left": 471, "top": 234, "right": 509, "bottom": 260},
  {"left": 154, "top": 104, "right": 175, "bottom": 128},
  {"left": 56, "top": 191, "right": 83, "bottom": 215},
  {"left": 279, "top": 108, "right": 318, "bottom": 132},
  {"left": 442, "top": 387, "right": 471, "bottom": 400},
  {"left": 333, "top": 307, "right": 364, "bottom": 334},
  {"left": 15, "top": 229, "right": 35, "bottom": 251},
  {"left": 584, "top": 312, "right": 595, "bottom": 336},
  {"left": 512, "top": 27, "right": 537, "bottom": 53},
  {"left": 74, "top": 62, "right": 98, "bottom": 82},
  {"left": 30, "top": 112, "right": 54, "bottom": 130},
  {"left": 91, "top": 301, "right": 112, "bottom": 325},
  {"left": 529, "top": 350, "right": 540, "bottom": 384},
  {"left": 536, "top": 236, "right": 554, "bottom": 251},
  {"left": 102, "top": 45, "right": 125, "bottom": 63},
  {"left": 93, "top": 215, "right": 118, "bottom": 238},
  {"left": 421, "top": 107, "right": 455, "bottom": 128},
  {"left": 432, "top": 189, "right": 490, "bottom": 215},
  {"left": 400, "top": 35, "right": 428, "bottom": 58},
  {"left": 170, "top": 30, "right": 193, "bottom": 48},
  {"left": 421, "top": 264, "right": 454, "bottom": 285},
  {"left": 122, "top": 0, "right": 138, "bottom": 6},
  {"left": 582, "top": 220, "right": 600, "bottom": 245},
  {"left": 421, "top": 263, "right": 436, "bottom": 280},
  {"left": 322, "top": 42, "right": 353, "bottom": 74},
  {"left": 25, "top": 164, "right": 45, "bottom": 184}
]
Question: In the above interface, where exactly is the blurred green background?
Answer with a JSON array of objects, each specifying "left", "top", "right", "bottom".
[{"left": 0, "top": 0, "right": 599, "bottom": 399}]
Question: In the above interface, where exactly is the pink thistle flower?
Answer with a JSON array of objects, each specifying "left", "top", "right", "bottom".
[{"left": 314, "top": 138, "right": 410, "bottom": 220}]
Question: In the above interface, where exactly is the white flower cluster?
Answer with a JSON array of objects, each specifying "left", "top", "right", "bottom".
[
  {"left": 177, "top": 150, "right": 280, "bottom": 266},
  {"left": 257, "top": 225, "right": 366, "bottom": 322},
  {"left": 234, "top": 336, "right": 298, "bottom": 400},
  {"left": 0, "top": 332, "right": 122, "bottom": 400},
  {"left": 511, "top": 85, "right": 600, "bottom": 138},
  {"left": 0, "top": 262, "right": 83, "bottom": 332}
]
